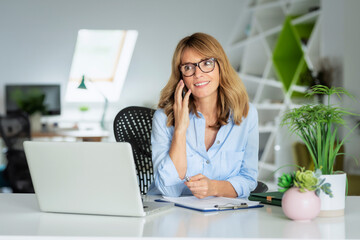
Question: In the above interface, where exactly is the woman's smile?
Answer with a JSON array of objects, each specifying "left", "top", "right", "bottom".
[{"left": 194, "top": 81, "right": 210, "bottom": 87}]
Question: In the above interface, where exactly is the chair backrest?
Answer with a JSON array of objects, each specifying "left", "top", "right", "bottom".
[
  {"left": 0, "top": 111, "right": 31, "bottom": 151},
  {"left": 113, "top": 106, "right": 155, "bottom": 195},
  {"left": 251, "top": 181, "right": 268, "bottom": 193},
  {"left": 0, "top": 111, "right": 34, "bottom": 193}
]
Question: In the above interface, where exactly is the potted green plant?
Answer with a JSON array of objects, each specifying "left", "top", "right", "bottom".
[
  {"left": 11, "top": 88, "right": 47, "bottom": 132},
  {"left": 281, "top": 85, "right": 359, "bottom": 217},
  {"left": 278, "top": 168, "right": 332, "bottom": 221}
]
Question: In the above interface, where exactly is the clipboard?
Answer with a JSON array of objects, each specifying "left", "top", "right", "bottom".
[
  {"left": 248, "top": 191, "right": 283, "bottom": 206},
  {"left": 156, "top": 196, "right": 264, "bottom": 212}
]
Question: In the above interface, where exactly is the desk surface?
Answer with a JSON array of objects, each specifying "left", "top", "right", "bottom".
[
  {"left": 0, "top": 194, "right": 359, "bottom": 239},
  {"left": 32, "top": 129, "right": 109, "bottom": 141}
]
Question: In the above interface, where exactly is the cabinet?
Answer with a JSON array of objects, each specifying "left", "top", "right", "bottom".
[{"left": 229, "top": 0, "right": 321, "bottom": 189}]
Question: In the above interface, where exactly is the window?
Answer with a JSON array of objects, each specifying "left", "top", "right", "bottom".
[{"left": 65, "top": 29, "right": 138, "bottom": 102}]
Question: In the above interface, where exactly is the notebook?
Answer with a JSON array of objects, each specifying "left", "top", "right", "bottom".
[
  {"left": 248, "top": 191, "right": 284, "bottom": 206},
  {"left": 23, "top": 141, "right": 172, "bottom": 217}
]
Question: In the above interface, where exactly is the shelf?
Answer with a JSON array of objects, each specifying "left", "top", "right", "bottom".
[
  {"left": 259, "top": 131, "right": 271, "bottom": 161},
  {"left": 259, "top": 125, "right": 276, "bottom": 133},
  {"left": 255, "top": 103, "right": 284, "bottom": 110},
  {"left": 255, "top": 5, "right": 285, "bottom": 32},
  {"left": 257, "top": 108, "right": 281, "bottom": 127},
  {"left": 286, "top": 0, "right": 320, "bottom": 16},
  {"left": 240, "top": 73, "right": 282, "bottom": 89},
  {"left": 230, "top": 10, "right": 253, "bottom": 45},
  {"left": 242, "top": 78, "right": 259, "bottom": 102},
  {"left": 229, "top": 0, "right": 321, "bottom": 184},
  {"left": 231, "top": 25, "right": 282, "bottom": 51},
  {"left": 264, "top": 32, "right": 281, "bottom": 52},
  {"left": 257, "top": 84, "right": 285, "bottom": 104},
  {"left": 231, "top": 10, "right": 319, "bottom": 52},
  {"left": 264, "top": 78, "right": 282, "bottom": 88},
  {"left": 291, "top": 9, "right": 320, "bottom": 25},
  {"left": 258, "top": 161, "right": 277, "bottom": 171},
  {"left": 241, "top": 38, "right": 268, "bottom": 76},
  {"left": 239, "top": 73, "right": 262, "bottom": 83},
  {"left": 291, "top": 84, "right": 308, "bottom": 93},
  {"left": 249, "top": 0, "right": 282, "bottom": 10},
  {"left": 306, "top": 16, "right": 321, "bottom": 71}
]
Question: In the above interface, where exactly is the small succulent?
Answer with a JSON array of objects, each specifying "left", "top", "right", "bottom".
[
  {"left": 294, "top": 169, "right": 318, "bottom": 192},
  {"left": 278, "top": 168, "right": 333, "bottom": 197},
  {"left": 278, "top": 172, "right": 295, "bottom": 192}
]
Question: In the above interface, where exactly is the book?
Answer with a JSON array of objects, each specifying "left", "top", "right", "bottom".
[
  {"left": 159, "top": 196, "right": 263, "bottom": 212},
  {"left": 248, "top": 191, "right": 284, "bottom": 206}
]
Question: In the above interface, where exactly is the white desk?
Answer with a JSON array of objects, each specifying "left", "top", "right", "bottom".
[
  {"left": 32, "top": 129, "right": 109, "bottom": 142},
  {"left": 0, "top": 194, "right": 359, "bottom": 239}
]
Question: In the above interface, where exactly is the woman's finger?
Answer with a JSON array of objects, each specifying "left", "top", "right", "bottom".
[
  {"left": 175, "top": 80, "right": 184, "bottom": 106},
  {"left": 183, "top": 88, "right": 191, "bottom": 108},
  {"left": 189, "top": 174, "right": 204, "bottom": 181}
]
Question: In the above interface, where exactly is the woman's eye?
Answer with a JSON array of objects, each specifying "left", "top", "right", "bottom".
[
  {"left": 203, "top": 60, "right": 214, "bottom": 68},
  {"left": 184, "top": 65, "right": 192, "bottom": 71}
]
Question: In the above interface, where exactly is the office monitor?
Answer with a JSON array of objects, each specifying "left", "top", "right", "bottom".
[{"left": 5, "top": 84, "right": 61, "bottom": 116}]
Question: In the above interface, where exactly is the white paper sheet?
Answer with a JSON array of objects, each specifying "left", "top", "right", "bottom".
[{"left": 163, "top": 196, "right": 261, "bottom": 211}]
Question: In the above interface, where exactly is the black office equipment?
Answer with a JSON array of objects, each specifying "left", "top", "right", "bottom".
[
  {"left": 252, "top": 180, "right": 269, "bottom": 193},
  {"left": 113, "top": 106, "right": 155, "bottom": 195},
  {"left": 0, "top": 112, "right": 34, "bottom": 193},
  {"left": 5, "top": 84, "right": 61, "bottom": 116},
  {"left": 249, "top": 191, "right": 283, "bottom": 206},
  {"left": 113, "top": 106, "right": 268, "bottom": 195}
]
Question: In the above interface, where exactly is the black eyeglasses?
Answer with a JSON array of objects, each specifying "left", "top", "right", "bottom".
[{"left": 179, "top": 58, "right": 217, "bottom": 77}]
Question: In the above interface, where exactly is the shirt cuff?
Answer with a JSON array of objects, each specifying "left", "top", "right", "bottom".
[{"left": 227, "top": 176, "right": 257, "bottom": 198}]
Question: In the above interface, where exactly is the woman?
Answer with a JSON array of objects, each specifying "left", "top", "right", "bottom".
[{"left": 147, "top": 32, "right": 258, "bottom": 198}]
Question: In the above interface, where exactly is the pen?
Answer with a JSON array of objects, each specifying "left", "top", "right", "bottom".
[{"left": 214, "top": 203, "right": 248, "bottom": 210}]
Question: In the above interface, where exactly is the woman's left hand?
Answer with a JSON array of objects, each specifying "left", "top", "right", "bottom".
[{"left": 184, "top": 174, "right": 217, "bottom": 199}]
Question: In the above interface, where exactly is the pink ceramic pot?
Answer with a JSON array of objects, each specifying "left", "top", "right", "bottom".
[{"left": 282, "top": 187, "right": 321, "bottom": 221}]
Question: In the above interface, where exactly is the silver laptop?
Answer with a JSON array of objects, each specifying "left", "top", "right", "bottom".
[{"left": 23, "top": 141, "right": 172, "bottom": 217}]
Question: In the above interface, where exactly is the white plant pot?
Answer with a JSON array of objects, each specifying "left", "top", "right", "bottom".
[
  {"left": 30, "top": 112, "right": 42, "bottom": 133},
  {"left": 318, "top": 173, "right": 346, "bottom": 217}
]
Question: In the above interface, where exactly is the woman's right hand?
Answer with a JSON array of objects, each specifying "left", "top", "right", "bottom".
[{"left": 173, "top": 80, "right": 191, "bottom": 133}]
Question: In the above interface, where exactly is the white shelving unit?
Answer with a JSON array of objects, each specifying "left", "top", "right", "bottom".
[{"left": 229, "top": 0, "right": 321, "bottom": 190}]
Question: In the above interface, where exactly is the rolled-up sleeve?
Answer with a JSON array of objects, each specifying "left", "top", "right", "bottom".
[
  {"left": 226, "top": 105, "right": 259, "bottom": 198},
  {"left": 151, "top": 109, "right": 186, "bottom": 196}
]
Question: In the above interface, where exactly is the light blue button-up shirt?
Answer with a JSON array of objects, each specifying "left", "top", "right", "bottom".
[{"left": 147, "top": 103, "right": 259, "bottom": 198}]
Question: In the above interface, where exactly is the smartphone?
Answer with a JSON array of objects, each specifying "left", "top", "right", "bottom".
[
  {"left": 182, "top": 88, "right": 186, "bottom": 99},
  {"left": 179, "top": 76, "right": 187, "bottom": 99}
]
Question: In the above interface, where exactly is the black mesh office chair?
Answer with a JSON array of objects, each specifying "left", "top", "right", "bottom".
[
  {"left": 113, "top": 106, "right": 155, "bottom": 195},
  {"left": 0, "top": 111, "right": 34, "bottom": 193},
  {"left": 113, "top": 106, "right": 267, "bottom": 195}
]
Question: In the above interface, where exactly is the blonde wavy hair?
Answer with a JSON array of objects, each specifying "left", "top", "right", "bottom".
[{"left": 158, "top": 32, "right": 249, "bottom": 127}]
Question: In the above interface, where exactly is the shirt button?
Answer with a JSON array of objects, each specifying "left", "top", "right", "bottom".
[
  {"left": 216, "top": 140, "right": 220, "bottom": 144},
  {"left": 206, "top": 160, "right": 210, "bottom": 164}
]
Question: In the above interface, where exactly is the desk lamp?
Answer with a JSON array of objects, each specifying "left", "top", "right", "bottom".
[{"left": 78, "top": 75, "right": 108, "bottom": 130}]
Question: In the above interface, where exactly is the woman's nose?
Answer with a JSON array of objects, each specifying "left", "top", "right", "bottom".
[{"left": 194, "top": 65, "right": 203, "bottom": 78}]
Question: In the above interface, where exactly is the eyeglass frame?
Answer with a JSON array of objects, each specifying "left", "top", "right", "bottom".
[{"left": 179, "top": 58, "right": 218, "bottom": 77}]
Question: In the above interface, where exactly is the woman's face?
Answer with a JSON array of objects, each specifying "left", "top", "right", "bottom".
[{"left": 180, "top": 48, "right": 220, "bottom": 102}]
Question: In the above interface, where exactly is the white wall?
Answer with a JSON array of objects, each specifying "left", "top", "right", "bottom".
[
  {"left": 321, "top": 0, "right": 344, "bottom": 87},
  {"left": 322, "top": 0, "right": 360, "bottom": 174},
  {"left": 321, "top": 0, "right": 360, "bottom": 174},
  {"left": 343, "top": 0, "right": 360, "bottom": 174},
  {"left": 0, "top": 0, "right": 245, "bottom": 126}
]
